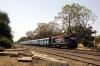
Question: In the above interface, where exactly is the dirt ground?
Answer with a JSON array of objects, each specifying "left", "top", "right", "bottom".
[
  {"left": 0, "top": 46, "right": 67, "bottom": 66},
  {"left": 0, "top": 55, "right": 32, "bottom": 66},
  {"left": 0, "top": 55, "right": 66, "bottom": 66},
  {"left": 0, "top": 44, "right": 93, "bottom": 66}
]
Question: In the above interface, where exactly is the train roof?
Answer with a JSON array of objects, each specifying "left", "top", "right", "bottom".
[
  {"left": 36, "top": 38, "right": 49, "bottom": 41},
  {"left": 55, "top": 36, "right": 64, "bottom": 38}
]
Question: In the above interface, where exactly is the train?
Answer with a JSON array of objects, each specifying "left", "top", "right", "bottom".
[{"left": 20, "top": 34, "right": 78, "bottom": 49}]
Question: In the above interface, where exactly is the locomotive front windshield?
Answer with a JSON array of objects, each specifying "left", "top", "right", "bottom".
[{"left": 70, "top": 37, "right": 76, "bottom": 43}]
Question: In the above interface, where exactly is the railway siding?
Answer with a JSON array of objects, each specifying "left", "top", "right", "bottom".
[
  {"left": 17, "top": 44, "right": 100, "bottom": 66},
  {"left": 32, "top": 46, "right": 100, "bottom": 66}
]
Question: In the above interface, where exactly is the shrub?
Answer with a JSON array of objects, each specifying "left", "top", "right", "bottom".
[
  {"left": 87, "top": 42, "right": 94, "bottom": 47},
  {"left": 95, "top": 47, "right": 100, "bottom": 51},
  {"left": 81, "top": 39, "right": 89, "bottom": 47},
  {"left": 0, "top": 37, "right": 12, "bottom": 49},
  {"left": 0, "top": 47, "right": 5, "bottom": 52}
]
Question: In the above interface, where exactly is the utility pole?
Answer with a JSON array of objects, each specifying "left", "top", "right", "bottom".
[{"left": 88, "top": 25, "right": 93, "bottom": 50}]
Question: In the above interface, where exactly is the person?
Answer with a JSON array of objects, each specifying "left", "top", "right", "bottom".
[{"left": 90, "top": 41, "right": 94, "bottom": 50}]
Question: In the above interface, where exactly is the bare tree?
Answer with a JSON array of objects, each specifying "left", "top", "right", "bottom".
[{"left": 26, "top": 31, "right": 34, "bottom": 40}]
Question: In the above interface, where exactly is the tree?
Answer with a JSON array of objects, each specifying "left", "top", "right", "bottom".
[
  {"left": 47, "top": 21, "right": 62, "bottom": 37},
  {"left": 0, "top": 21, "right": 13, "bottom": 41},
  {"left": 25, "top": 21, "right": 62, "bottom": 40},
  {"left": 33, "top": 21, "right": 62, "bottom": 38},
  {"left": 0, "top": 37, "right": 12, "bottom": 48},
  {"left": 18, "top": 37, "right": 30, "bottom": 43},
  {"left": 26, "top": 31, "right": 34, "bottom": 40},
  {"left": 37, "top": 23, "right": 48, "bottom": 38},
  {"left": 0, "top": 10, "right": 13, "bottom": 49},
  {"left": 55, "top": 3, "right": 97, "bottom": 35},
  {"left": 0, "top": 11, "right": 10, "bottom": 24},
  {"left": 55, "top": 3, "right": 97, "bottom": 43}
]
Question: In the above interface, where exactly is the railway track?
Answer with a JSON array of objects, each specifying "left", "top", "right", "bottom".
[
  {"left": 38, "top": 46, "right": 100, "bottom": 56},
  {"left": 16, "top": 44, "right": 100, "bottom": 66},
  {"left": 31, "top": 46, "right": 100, "bottom": 66},
  {"left": 64, "top": 49, "right": 100, "bottom": 56}
]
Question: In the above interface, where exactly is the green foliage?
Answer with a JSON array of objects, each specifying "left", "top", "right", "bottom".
[
  {"left": 0, "top": 11, "right": 10, "bottom": 24},
  {"left": 55, "top": 3, "right": 97, "bottom": 43},
  {"left": 18, "top": 37, "right": 30, "bottom": 43},
  {"left": 25, "top": 22, "right": 62, "bottom": 40},
  {"left": 0, "top": 47, "right": 5, "bottom": 52},
  {"left": 0, "top": 10, "right": 13, "bottom": 48},
  {"left": 0, "top": 21, "right": 13, "bottom": 39},
  {"left": 81, "top": 39, "right": 89, "bottom": 47},
  {"left": 0, "top": 37, "right": 12, "bottom": 49},
  {"left": 0, "top": 10, "right": 13, "bottom": 38}
]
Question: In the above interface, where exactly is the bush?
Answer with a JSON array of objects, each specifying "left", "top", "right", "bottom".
[
  {"left": 96, "top": 47, "right": 100, "bottom": 51},
  {"left": 81, "top": 39, "right": 89, "bottom": 47},
  {"left": 87, "top": 42, "right": 94, "bottom": 47},
  {"left": 0, "top": 37, "right": 12, "bottom": 49},
  {"left": 0, "top": 47, "right": 5, "bottom": 52}
]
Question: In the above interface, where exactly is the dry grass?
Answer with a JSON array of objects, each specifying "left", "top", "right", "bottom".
[
  {"left": 0, "top": 55, "right": 31, "bottom": 66},
  {"left": 0, "top": 55, "right": 67, "bottom": 66}
]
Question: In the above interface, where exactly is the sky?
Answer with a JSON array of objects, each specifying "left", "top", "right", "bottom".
[{"left": 0, "top": 0, "right": 100, "bottom": 42}]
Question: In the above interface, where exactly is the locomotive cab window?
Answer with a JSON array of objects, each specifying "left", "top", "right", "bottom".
[{"left": 70, "top": 38, "right": 76, "bottom": 43}]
